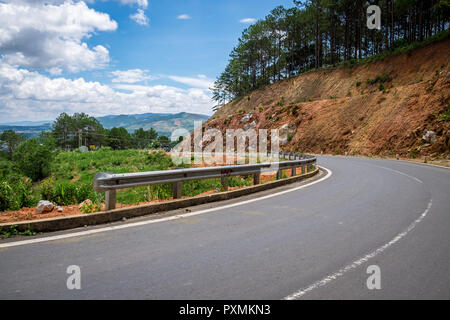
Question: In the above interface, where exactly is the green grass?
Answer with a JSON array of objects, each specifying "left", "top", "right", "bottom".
[
  {"left": 367, "top": 73, "right": 392, "bottom": 86},
  {"left": 0, "top": 225, "right": 36, "bottom": 239},
  {"left": 0, "top": 148, "right": 258, "bottom": 210},
  {"left": 437, "top": 106, "right": 450, "bottom": 122},
  {"left": 51, "top": 148, "right": 174, "bottom": 185},
  {"left": 337, "top": 29, "right": 450, "bottom": 69}
]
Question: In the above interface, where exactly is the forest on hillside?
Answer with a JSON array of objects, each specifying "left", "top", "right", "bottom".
[{"left": 212, "top": 0, "right": 450, "bottom": 109}]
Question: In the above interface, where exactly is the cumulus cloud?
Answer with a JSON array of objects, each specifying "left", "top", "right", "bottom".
[
  {"left": 111, "top": 69, "right": 154, "bottom": 83},
  {"left": 0, "top": 63, "right": 214, "bottom": 122},
  {"left": 177, "top": 14, "right": 191, "bottom": 20},
  {"left": 130, "top": 8, "right": 149, "bottom": 26},
  {"left": 0, "top": 1, "right": 117, "bottom": 74},
  {"left": 240, "top": 18, "right": 256, "bottom": 24}
]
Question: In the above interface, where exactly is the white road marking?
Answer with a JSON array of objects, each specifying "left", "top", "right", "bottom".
[
  {"left": 0, "top": 167, "right": 333, "bottom": 249},
  {"left": 372, "top": 165, "right": 424, "bottom": 184},
  {"left": 283, "top": 198, "right": 433, "bottom": 300}
]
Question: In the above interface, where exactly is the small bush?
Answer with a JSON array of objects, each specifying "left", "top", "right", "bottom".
[
  {"left": 40, "top": 178, "right": 102, "bottom": 206},
  {"left": 232, "top": 96, "right": 243, "bottom": 105},
  {"left": 0, "top": 176, "right": 36, "bottom": 212},
  {"left": 437, "top": 106, "right": 450, "bottom": 122},
  {"left": 79, "top": 200, "right": 102, "bottom": 214},
  {"left": 367, "top": 73, "right": 392, "bottom": 86},
  {"left": 13, "top": 139, "right": 53, "bottom": 182}
]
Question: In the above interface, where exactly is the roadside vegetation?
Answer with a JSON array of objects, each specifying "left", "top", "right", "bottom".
[{"left": 0, "top": 114, "right": 256, "bottom": 214}]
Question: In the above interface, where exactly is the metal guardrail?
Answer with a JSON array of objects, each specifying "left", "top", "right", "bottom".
[{"left": 93, "top": 152, "right": 317, "bottom": 210}]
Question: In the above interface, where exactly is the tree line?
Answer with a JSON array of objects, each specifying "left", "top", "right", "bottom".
[
  {"left": 0, "top": 113, "right": 180, "bottom": 181},
  {"left": 48, "top": 112, "right": 178, "bottom": 151},
  {"left": 212, "top": 0, "right": 449, "bottom": 109}
]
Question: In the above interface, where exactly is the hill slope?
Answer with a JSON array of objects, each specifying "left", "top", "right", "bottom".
[
  {"left": 207, "top": 39, "right": 450, "bottom": 157},
  {"left": 97, "top": 112, "right": 210, "bottom": 136},
  {"left": 0, "top": 112, "right": 210, "bottom": 138}
]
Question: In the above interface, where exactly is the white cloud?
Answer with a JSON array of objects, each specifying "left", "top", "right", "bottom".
[
  {"left": 119, "top": 0, "right": 148, "bottom": 9},
  {"left": 0, "top": 1, "right": 117, "bottom": 74},
  {"left": 0, "top": 63, "right": 214, "bottom": 122},
  {"left": 168, "top": 75, "right": 214, "bottom": 89},
  {"left": 240, "top": 18, "right": 256, "bottom": 24},
  {"left": 177, "top": 14, "right": 191, "bottom": 20},
  {"left": 130, "top": 9, "right": 149, "bottom": 26},
  {"left": 111, "top": 69, "right": 153, "bottom": 83}
]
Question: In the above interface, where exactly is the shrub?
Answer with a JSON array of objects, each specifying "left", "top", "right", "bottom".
[
  {"left": 0, "top": 176, "right": 36, "bottom": 212},
  {"left": 40, "top": 178, "right": 103, "bottom": 206},
  {"left": 0, "top": 180, "right": 13, "bottom": 212},
  {"left": 367, "top": 73, "right": 392, "bottom": 86},
  {"left": 13, "top": 139, "right": 53, "bottom": 182},
  {"left": 437, "top": 106, "right": 450, "bottom": 122},
  {"left": 0, "top": 159, "right": 14, "bottom": 179},
  {"left": 79, "top": 200, "right": 102, "bottom": 214}
]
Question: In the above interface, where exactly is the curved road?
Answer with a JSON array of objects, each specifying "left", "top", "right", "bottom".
[{"left": 1, "top": 156, "right": 449, "bottom": 299}]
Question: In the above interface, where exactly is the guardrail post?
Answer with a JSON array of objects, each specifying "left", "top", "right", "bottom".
[
  {"left": 253, "top": 173, "right": 260, "bottom": 185},
  {"left": 276, "top": 170, "right": 282, "bottom": 180},
  {"left": 221, "top": 177, "right": 229, "bottom": 191},
  {"left": 105, "top": 190, "right": 116, "bottom": 211},
  {"left": 302, "top": 165, "right": 307, "bottom": 174},
  {"left": 173, "top": 182, "right": 182, "bottom": 199},
  {"left": 291, "top": 167, "right": 296, "bottom": 177}
]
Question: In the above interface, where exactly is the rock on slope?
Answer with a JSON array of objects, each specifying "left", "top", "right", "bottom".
[{"left": 206, "top": 38, "right": 450, "bottom": 157}]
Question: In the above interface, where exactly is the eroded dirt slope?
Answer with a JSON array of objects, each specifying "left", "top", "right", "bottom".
[{"left": 207, "top": 39, "right": 450, "bottom": 157}]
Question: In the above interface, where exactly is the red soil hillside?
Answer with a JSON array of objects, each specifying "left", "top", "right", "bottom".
[{"left": 206, "top": 38, "right": 450, "bottom": 158}]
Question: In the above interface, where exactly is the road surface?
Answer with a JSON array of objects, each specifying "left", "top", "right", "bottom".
[{"left": 1, "top": 156, "right": 449, "bottom": 299}]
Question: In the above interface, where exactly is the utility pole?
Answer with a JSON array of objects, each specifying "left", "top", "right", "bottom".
[{"left": 78, "top": 129, "right": 82, "bottom": 149}]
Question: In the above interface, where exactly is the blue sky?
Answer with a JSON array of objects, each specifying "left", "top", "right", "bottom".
[
  {"left": 0, "top": 0, "right": 295, "bottom": 122},
  {"left": 85, "top": 0, "right": 294, "bottom": 85}
]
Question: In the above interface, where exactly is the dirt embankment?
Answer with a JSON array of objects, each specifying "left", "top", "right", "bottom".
[{"left": 207, "top": 39, "right": 450, "bottom": 158}]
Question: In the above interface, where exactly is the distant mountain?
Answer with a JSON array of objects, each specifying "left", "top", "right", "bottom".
[
  {"left": 0, "top": 124, "right": 52, "bottom": 139},
  {"left": 0, "top": 112, "right": 210, "bottom": 138},
  {"left": 0, "top": 120, "right": 52, "bottom": 126},
  {"left": 97, "top": 112, "right": 210, "bottom": 137}
]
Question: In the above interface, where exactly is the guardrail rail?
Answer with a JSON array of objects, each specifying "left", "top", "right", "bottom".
[{"left": 93, "top": 152, "right": 317, "bottom": 210}]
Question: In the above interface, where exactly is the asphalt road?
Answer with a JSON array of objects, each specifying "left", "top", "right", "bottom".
[{"left": 1, "top": 156, "right": 449, "bottom": 300}]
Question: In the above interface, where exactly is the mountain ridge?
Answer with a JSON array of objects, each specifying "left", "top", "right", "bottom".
[{"left": 0, "top": 112, "right": 210, "bottom": 138}]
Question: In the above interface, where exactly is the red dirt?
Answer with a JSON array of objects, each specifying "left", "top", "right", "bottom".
[
  {"left": 207, "top": 39, "right": 450, "bottom": 158},
  {"left": 0, "top": 172, "right": 287, "bottom": 224}
]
